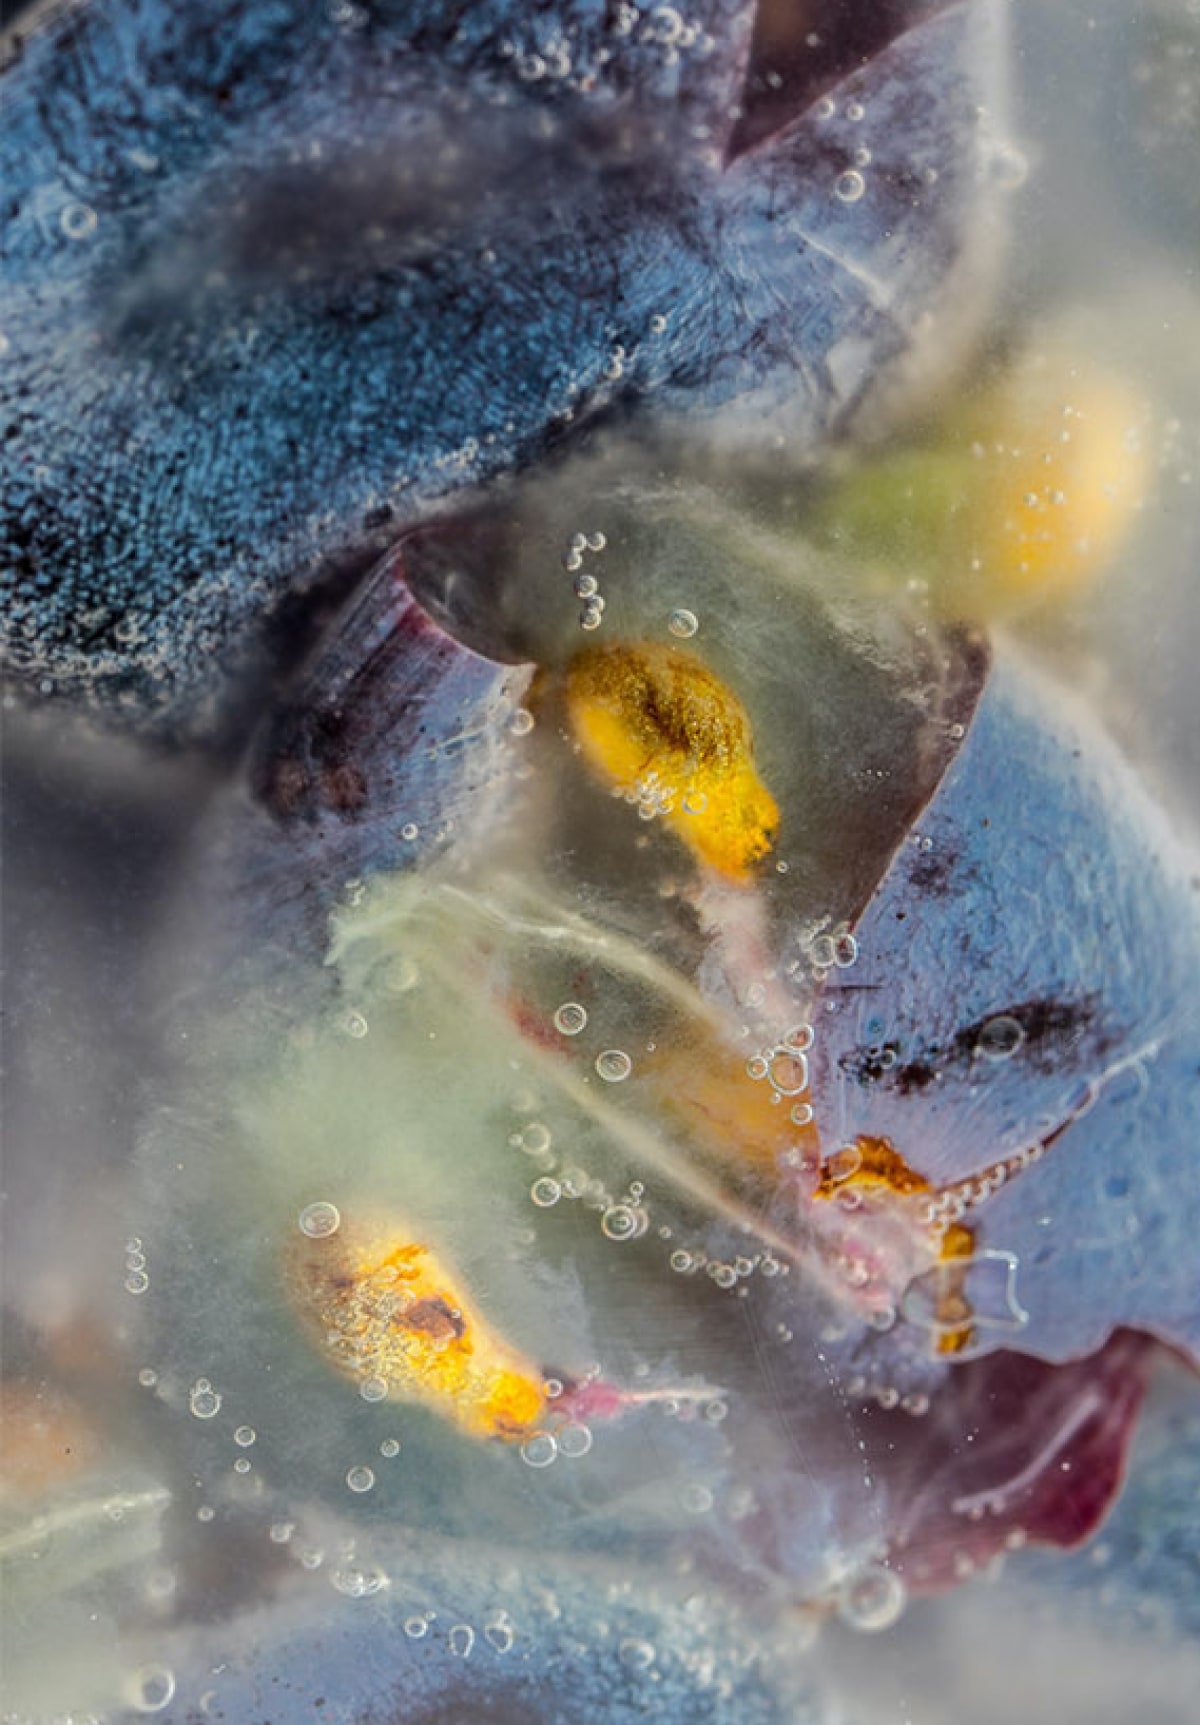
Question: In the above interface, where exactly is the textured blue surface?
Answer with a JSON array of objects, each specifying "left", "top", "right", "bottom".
[{"left": 1, "top": 0, "right": 999, "bottom": 729}]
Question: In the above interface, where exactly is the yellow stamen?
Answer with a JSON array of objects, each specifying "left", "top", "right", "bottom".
[
  {"left": 564, "top": 642, "right": 779, "bottom": 881},
  {"left": 285, "top": 1214, "right": 546, "bottom": 1441}
]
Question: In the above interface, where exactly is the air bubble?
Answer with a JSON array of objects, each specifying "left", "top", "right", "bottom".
[
  {"left": 125, "top": 1272, "right": 149, "bottom": 1295},
  {"left": 485, "top": 1615, "right": 515, "bottom": 1653},
  {"left": 343, "top": 1010, "right": 369, "bottom": 1038},
  {"left": 509, "top": 707, "right": 535, "bottom": 736},
  {"left": 380, "top": 1437, "right": 401, "bottom": 1458},
  {"left": 601, "top": 1203, "right": 645, "bottom": 1241},
  {"left": 834, "top": 169, "right": 866, "bottom": 203},
  {"left": 519, "top": 1121, "right": 552, "bottom": 1154},
  {"left": 332, "top": 1565, "right": 387, "bottom": 1598},
  {"left": 976, "top": 1014, "right": 1025, "bottom": 1061},
  {"left": 574, "top": 572, "right": 599, "bottom": 598},
  {"left": 61, "top": 201, "right": 98, "bottom": 240},
  {"left": 681, "top": 1483, "right": 714, "bottom": 1513},
  {"left": 768, "top": 1048, "right": 808, "bottom": 1096},
  {"left": 383, "top": 954, "right": 420, "bottom": 994},
  {"left": 811, "top": 934, "right": 837, "bottom": 968},
  {"left": 359, "top": 1376, "right": 388, "bottom": 1403},
  {"left": 138, "top": 1368, "right": 158, "bottom": 1388},
  {"left": 595, "top": 1049, "right": 632, "bottom": 1082},
  {"left": 839, "top": 1563, "right": 906, "bottom": 1632},
  {"left": 269, "top": 1522, "right": 295, "bottom": 1543},
  {"left": 989, "top": 141, "right": 1030, "bottom": 190},
  {"left": 530, "top": 1177, "right": 562, "bottom": 1208},
  {"left": 126, "top": 1664, "right": 175, "bottom": 1713},
  {"left": 404, "top": 1615, "right": 429, "bottom": 1638},
  {"left": 790, "top": 1101, "right": 814, "bottom": 1126},
  {"left": 670, "top": 1249, "right": 695, "bottom": 1273},
  {"left": 580, "top": 601, "right": 604, "bottom": 631},
  {"left": 400, "top": 821, "right": 420, "bottom": 841},
  {"left": 448, "top": 1623, "right": 476, "bottom": 1658},
  {"left": 746, "top": 1054, "right": 769, "bottom": 1081},
  {"left": 682, "top": 788, "right": 707, "bottom": 815},
  {"left": 233, "top": 1425, "right": 256, "bottom": 1447},
  {"left": 521, "top": 1432, "right": 559, "bottom": 1468},
  {"left": 558, "top": 1423, "right": 594, "bottom": 1457},
  {"left": 667, "top": 607, "right": 699, "bottom": 638},
  {"left": 845, "top": 99, "right": 865, "bottom": 122},
  {"left": 833, "top": 931, "right": 859, "bottom": 968},
  {"left": 346, "top": 1465, "right": 376, "bottom": 1493},
  {"left": 815, "top": 96, "right": 836, "bottom": 120},
  {"left": 188, "top": 1380, "right": 222, "bottom": 1419},
  {"left": 554, "top": 1001, "right": 588, "bottom": 1036},
  {"left": 298, "top": 1201, "right": 341, "bottom": 1239},
  {"left": 618, "top": 1636, "right": 656, "bottom": 1670},
  {"left": 708, "top": 1263, "right": 737, "bottom": 1289}
]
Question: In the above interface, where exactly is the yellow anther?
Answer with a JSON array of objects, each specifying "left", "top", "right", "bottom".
[
  {"left": 285, "top": 1213, "right": 546, "bottom": 1442},
  {"left": 944, "top": 355, "right": 1150, "bottom": 616},
  {"left": 820, "top": 350, "right": 1150, "bottom": 621},
  {"left": 564, "top": 642, "right": 779, "bottom": 880}
]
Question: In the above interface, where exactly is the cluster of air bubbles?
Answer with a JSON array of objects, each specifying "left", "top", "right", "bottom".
[
  {"left": 563, "top": 530, "right": 608, "bottom": 629},
  {"left": 622, "top": 766, "right": 681, "bottom": 821},
  {"left": 838, "top": 1563, "right": 907, "bottom": 1632},
  {"left": 667, "top": 607, "right": 699, "bottom": 639},
  {"left": 125, "top": 1664, "right": 176, "bottom": 1714},
  {"left": 298, "top": 1200, "right": 341, "bottom": 1239},
  {"left": 521, "top": 1415, "right": 595, "bottom": 1469},
  {"left": 800, "top": 924, "right": 858, "bottom": 979},
  {"left": 124, "top": 1236, "right": 149, "bottom": 1296},
  {"left": 553, "top": 1001, "right": 588, "bottom": 1036},
  {"left": 595, "top": 1048, "right": 633, "bottom": 1083},
  {"left": 746, "top": 1021, "right": 815, "bottom": 1107},
  {"left": 188, "top": 1378, "right": 222, "bottom": 1420}
]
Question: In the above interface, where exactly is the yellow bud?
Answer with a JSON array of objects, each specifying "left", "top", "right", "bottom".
[{"left": 564, "top": 642, "right": 779, "bottom": 881}]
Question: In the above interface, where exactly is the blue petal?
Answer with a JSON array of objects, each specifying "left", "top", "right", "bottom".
[{"left": 809, "top": 646, "right": 1200, "bottom": 1364}]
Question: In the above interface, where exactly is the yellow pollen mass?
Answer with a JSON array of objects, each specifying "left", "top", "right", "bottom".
[
  {"left": 285, "top": 1213, "right": 546, "bottom": 1442},
  {"left": 564, "top": 642, "right": 779, "bottom": 880}
]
